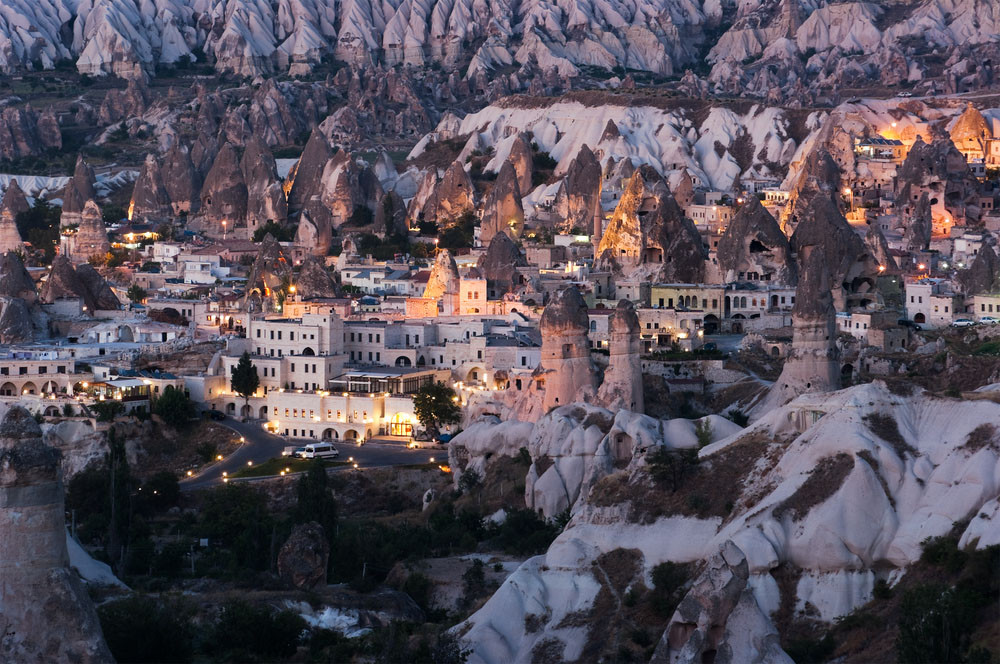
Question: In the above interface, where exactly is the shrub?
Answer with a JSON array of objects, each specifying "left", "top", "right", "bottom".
[
  {"left": 205, "top": 601, "right": 306, "bottom": 661},
  {"left": 153, "top": 386, "right": 194, "bottom": 429},
  {"left": 646, "top": 446, "right": 699, "bottom": 491},
  {"left": 458, "top": 468, "right": 481, "bottom": 494},
  {"left": 896, "top": 583, "right": 986, "bottom": 663},
  {"left": 649, "top": 562, "right": 688, "bottom": 617},
  {"left": 97, "top": 596, "right": 194, "bottom": 663},
  {"left": 694, "top": 418, "right": 713, "bottom": 448}
]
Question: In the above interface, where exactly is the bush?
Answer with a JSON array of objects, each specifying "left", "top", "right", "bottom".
[
  {"left": 205, "top": 601, "right": 306, "bottom": 662},
  {"left": 646, "top": 446, "right": 699, "bottom": 491},
  {"left": 489, "top": 508, "right": 560, "bottom": 555},
  {"left": 784, "top": 634, "right": 835, "bottom": 663},
  {"left": 251, "top": 221, "right": 294, "bottom": 242},
  {"left": 139, "top": 471, "right": 180, "bottom": 513},
  {"left": 649, "top": 562, "right": 688, "bottom": 617},
  {"left": 458, "top": 468, "right": 481, "bottom": 494},
  {"left": 896, "top": 583, "right": 986, "bottom": 663},
  {"left": 98, "top": 596, "right": 194, "bottom": 663},
  {"left": 153, "top": 386, "right": 194, "bottom": 429},
  {"left": 195, "top": 441, "right": 218, "bottom": 463},
  {"left": 694, "top": 418, "right": 713, "bottom": 448}
]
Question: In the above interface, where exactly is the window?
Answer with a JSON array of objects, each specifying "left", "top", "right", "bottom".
[
  {"left": 290, "top": 332, "right": 295, "bottom": 341},
  {"left": 291, "top": 363, "right": 296, "bottom": 371},
  {"left": 38, "top": 367, "right": 46, "bottom": 374}
]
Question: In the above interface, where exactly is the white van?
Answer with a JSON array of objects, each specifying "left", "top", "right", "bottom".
[{"left": 300, "top": 442, "right": 339, "bottom": 459}]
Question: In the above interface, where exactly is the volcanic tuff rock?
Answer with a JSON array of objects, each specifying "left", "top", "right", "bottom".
[
  {"left": 479, "top": 161, "right": 524, "bottom": 246},
  {"left": 241, "top": 137, "right": 288, "bottom": 234},
  {"left": 0, "top": 181, "right": 28, "bottom": 254},
  {"left": 75, "top": 264, "right": 122, "bottom": 311},
  {"left": 423, "top": 249, "right": 461, "bottom": 301},
  {"left": 98, "top": 78, "right": 149, "bottom": 125},
  {"left": 536, "top": 286, "right": 598, "bottom": 414},
  {"left": 0, "top": 406, "right": 114, "bottom": 663},
  {"left": 277, "top": 522, "right": 329, "bottom": 590},
  {"left": 162, "top": 141, "right": 201, "bottom": 215},
  {"left": 717, "top": 197, "right": 795, "bottom": 285},
  {"left": 287, "top": 128, "right": 333, "bottom": 214},
  {"left": 0, "top": 251, "right": 37, "bottom": 303},
  {"left": 651, "top": 541, "right": 792, "bottom": 664},
  {"left": 245, "top": 234, "right": 293, "bottom": 313},
  {"left": 373, "top": 191, "right": 407, "bottom": 237},
  {"left": 562, "top": 143, "right": 602, "bottom": 235},
  {"left": 65, "top": 201, "right": 111, "bottom": 263},
  {"left": 508, "top": 133, "right": 534, "bottom": 196},
  {"left": 409, "top": 160, "right": 474, "bottom": 226},
  {"left": 296, "top": 256, "right": 339, "bottom": 299},
  {"left": 864, "top": 225, "right": 897, "bottom": 273},
  {"left": 294, "top": 210, "right": 332, "bottom": 258},
  {"left": 0, "top": 106, "right": 57, "bottom": 159},
  {"left": 129, "top": 154, "right": 172, "bottom": 223},
  {"left": 199, "top": 143, "right": 248, "bottom": 233},
  {"left": 595, "top": 299, "right": 643, "bottom": 413},
  {"left": 950, "top": 102, "right": 991, "bottom": 156},
  {"left": 477, "top": 231, "right": 527, "bottom": 298},
  {"left": 904, "top": 192, "right": 933, "bottom": 253},
  {"left": 317, "top": 152, "right": 383, "bottom": 228},
  {"left": 897, "top": 137, "right": 980, "bottom": 224},
  {"left": 597, "top": 167, "right": 706, "bottom": 283},
  {"left": 789, "top": 190, "right": 875, "bottom": 310},
  {"left": 41, "top": 256, "right": 118, "bottom": 312},
  {"left": 36, "top": 108, "right": 61, "bottom": 150},
  {"left": 60, "top": 157, "right": 97, "bottom": 228},
  {"left": 0, "top": 296, "right": 34, "bottom": 344},
  {"left": 957, "top": 243, "right": 1000, "bottom": 295}
]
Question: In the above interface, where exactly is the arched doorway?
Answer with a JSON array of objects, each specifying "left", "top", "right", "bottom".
[
  {"left": 226, "top": 402, "right": 236, "bottom": 414},
  {"left": 117, "top": 325, "right": 134, "bottom": 342},
  {"left": 914, "top": 313, "right": 926, "bottom": 324},
  {"left": 0, "top": 382, "right": 14, "bottom": 396},
  {"left": 259, "top": 405, "right": 268, "bottom": 419},
  {"left": 344, "top": 429, "right": 359, "bottom": 441},
  {"left": 395, "top": 356, "right": 412, "bottom": 367},
  {"left": 44, "top": 406, "right": 60, "bottom": 417},
  {"left": 21, "top": 381, "right": 37, "bottom": 395},
  {"left": 321, "top": 428, "right": 335, "bottom": 441},
  {"left": 703, "top": 314, "right": 719, "bottom": 334},
  {"left": 41, "top": 381, "right": 59, "bottom": 394},
  {"left": 390, "top": 412, "right": 413, "bottom": 437},
  {"left": 302, "top": 347, "right": 315, "bottom": 356},
  {"left": 240, "top": 404, "right": 252, "bottom": 418},
  {"left": 841, "top": 364, "right": 854, "bottom": 382}
]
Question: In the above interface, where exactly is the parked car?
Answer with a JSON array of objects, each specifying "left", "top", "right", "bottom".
[
  {"left": 898, "top": 319, "right": 922, "bottom": 330},
  {"left": 299, "top": 443, "right": 339, "bottom": 459},
  {"left": 979, "top": 316, "right": 1000, "bottom": 325},
  {"left": 207, "top": 409, "right": 226, "bottom": 421},
  {"left": 702, "top": 342, "right": 718, "bottom": 351},
  {"left": 290, "top": 447, "right": 307, "bottom": 458},
  {"left": 951, "top": 318, "right": 977, "bottom": 328},
  {"left": 281, "top": 446, "right": 300, "bottom": 457},
  {"left": 896, "top": 91, "right": 913, "bottom": 97}
]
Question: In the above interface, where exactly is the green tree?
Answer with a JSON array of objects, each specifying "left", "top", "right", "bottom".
[
  {"left": 251, "top": 221, "right": 294, "bottom": 242},
  {"left": 126, "top": 284, "right": 147, "bottom": 303},
  {"left": 107, "top": 427, "right": 133, "bottom": 567},
  {"left": 15, "top": 199, "right": 61, "bottom": 263},
  {"left": 198, "top": 484, "right": 273, "bottom": 570},
  {"left": 205, "top": 600, "right": 305, "bottom": 662},
  {"left": 91, "top": 400, "right": 125, "bottom": 422},
  {"left": 230, "top": 351, "right": 260, "bottom": 420},
  {"left": 412, "top": 381, "right": 461, "bottom": 436},
  {"left": 139, "top": 471, "right": 180, "bottom": 513},
  {"left": 153, "top": 385, "right": 194, "bottom": 428}
]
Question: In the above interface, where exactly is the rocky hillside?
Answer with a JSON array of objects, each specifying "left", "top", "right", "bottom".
[
  {"left": 447, "top": 382, "right": 1000, "bottom": 662},
  {"left": 1, "top": 0, "right": 998, "bottom": 101}
]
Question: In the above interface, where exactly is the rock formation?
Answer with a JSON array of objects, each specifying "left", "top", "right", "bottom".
[
  {"left": 162, "top": 141, "right": 201, "bottom": 215},
  {"left": 865, "top": 225, "right": 897, "bottom": 273},
  {"left": 277, "top": 522, "right": 329, "bottom": 590},
  {"left": 296, "top": 256, "right": 339, "bottom": 299},
  {"left": 562, "top": 144, "right": 603, "bottom": 236},
  {"left": 410, "top": 160, "right": 474, "bottom": 226},
  {"left": 508, "top": 133, "right": 534, "bottom": 195},
  {"left": 479, "top": 161, "right": 524, "bottom": 245},
  {"left": 128, "top": 154, "right": 171, "bottom": 223},
  {"left": 477, "top": 231, "right": 527, "bottom": 298},
  {"left": 41, "top": 256, "right": 118, "bottom": 312},
  {"left": 0, "top": 107, "right": 59, "bottom": 160},
  {"left": 596, "top": 299, "right": 643, "bottom": 413},
  {"left": 904, "top": 192, "right": 933, "bottom": 253},
  {"left": 950, "top": 102, "right": 991, "bottom": 159},
  {"left": 0, "top": 406, "right": 114, "bottom": 663},
  {"left": 0, "top": 251, "right": 37, "bottom": 303},
  {"left": 98, "top": 78, "right": 149, "bottom": 125},
  {"left": 241, "top": 137, "right": 287, "bottom": 236},
  {"left": 287, "top": 128, "right": 333, "bottom": 215},
  {"left": 595, "top": 167, "right": 705, "bottom": 283},
  {"left": 718, "top": 197, "right": 795, "bottom": 285},
  {"left": 958, "top": 243, "right": 1000, "bottom": 295},
  {"left": 374, "top": 191, "right": 407, "bottom": 238},
  {"left": 896, "top": 137, "right": 979, "bottom": 225},
  {"left": 245, "top": 234, "right": 293, "bottom": 313},
  {"left": 0, "top": 181, "right": 28, "bottom": 254},
  {"left": 651, "top": 541, "right": 792, "bottom": 664},
  {"left": 199, "top": 143, "right": 247, "bottom": 235},
  {"left": 0, "top": 296, "right": 34, "bottom": 343},
  {"left": 423, "top": 249, "right": 461, "bottom": 313},
  {"left": 60, "top": 158, "right": 97, "bottom": 228},
  {"left": 760, "top": 244, "right": 840, "bottom": 413},
  {"left": 790, "top": 189, "right": 875, "bottom": 310},
  {"left": 537, "top": 286, "right": 598, "bottom": 412},
  {"left": 64, "top": 201, "right": 110, "bottom": 263},
  {"left": 294, "top": 210, "right": 332, "bottom": 258}
]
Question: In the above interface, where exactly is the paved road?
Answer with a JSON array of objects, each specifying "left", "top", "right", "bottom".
[
  {"left": 705, "top": 334, "right": 744, "bottom": 353},
  {"left": 181, "top": 418, "right": 442, "bottom": 491}
]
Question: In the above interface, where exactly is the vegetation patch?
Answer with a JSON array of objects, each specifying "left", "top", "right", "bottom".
[
  {"left": 963, "top": 424, "right": 997, "bottom": 453},
  {"left": 773, "top": 453, "right": 854, "bottom": 522},
  {"left": 230, "top": 457, "right": 348, "bottom": 478},
  {"left": 863, "top": 413, "right": 918, "bottom": 457}
]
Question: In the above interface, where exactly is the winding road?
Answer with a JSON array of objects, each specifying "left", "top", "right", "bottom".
[{"left": 180, "top": 417, "right": 441, "bottom": 491}]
